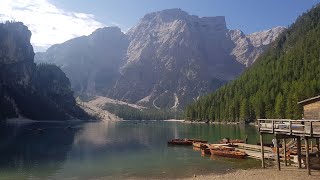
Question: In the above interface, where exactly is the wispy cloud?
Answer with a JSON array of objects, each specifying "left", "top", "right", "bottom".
[{"left": 0, "top": 0, "right": 104, "bottom": 52}]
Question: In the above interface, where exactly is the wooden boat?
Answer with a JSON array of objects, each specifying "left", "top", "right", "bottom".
[
  {"left": 226, "top": 143, "right": 239, "bottom": 148},
  {"left": 220, "top": 138, "right": 244, "bottom": 144},
  {"left": 193, "top": 142, "right": 208, "bottom": 149},
  {"left": 210, "top": 148, "right": 247, "bottom": 159},
  {"left": 168, "top": 138, "right": 208, "bottom": 145},
  {"left": 167, "top": 139, "right": 193, "bottom": 145},
  {"left": 188, "top": 139, "right": 208, "bottom": 143},
  {"left": 210, "top": 145, "right": 235, "bottom": 151},
  {"left": 201, "top": 148, "right": 211, "bottom": 155}
]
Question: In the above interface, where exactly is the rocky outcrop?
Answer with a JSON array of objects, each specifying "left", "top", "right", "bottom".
[
  {"left": 0, "top": 22, "right": 35, "bottom": 86},
  {"left": 0, "top": 22, "right": 90, "bottom": 120},
  {"left": 109, "top": 9, "right": 244, "bottom": 109},
  {"left": 35, "top": 27, "right": 129, "bottom": 96},
  {"left": 229, "top": 26, "right": 285, "bottom": 67}
]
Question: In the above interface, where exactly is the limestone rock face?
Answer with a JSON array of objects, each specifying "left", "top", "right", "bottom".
[
  {"left": 109, "top": 9, "right": 244, "bottom": 109},
  {"left": 35, "top": 27, "right": 129, "bottom": 96},
  {"left": 0, "top": 22, "right": 35, "bottom": 86},
  {"left": 229, "top": 26, "right": 285, "bottom": 67},
  {"left": 0, "top": 22, "right": 90, "bottom": 120}
]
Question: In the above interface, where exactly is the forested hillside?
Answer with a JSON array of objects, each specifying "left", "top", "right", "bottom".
[{"left": 185, "top": 5, "right": 320, "bottom": 122}]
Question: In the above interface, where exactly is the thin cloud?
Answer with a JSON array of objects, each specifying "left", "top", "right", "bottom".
[{"left": 0, "top": 0, "right": 105, "bottom": 52}]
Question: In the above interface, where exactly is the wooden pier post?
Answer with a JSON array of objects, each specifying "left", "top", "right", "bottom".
[
  {"left": 297, "top": 136, "right": 302, "bottom": 168},
  {"left": 260, "top": 133, "right": 265, "bottom": 168},
  {"left": 283, "top": 138, "right": 287, "bottom": 166},
  {"left": 276, "top": 136, "right": 281, "bottom": 171},
  {"left": 316, "top": 138, "right": 320, "bottom": 157},
  {"left": 305, "top": 137, "right": 310, "bottom": 175}
]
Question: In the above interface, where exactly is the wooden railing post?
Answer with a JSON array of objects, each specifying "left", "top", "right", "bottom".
[
  {"left": 276, "top": 136, "right": 281, "bottom": 171},
  {"left": 297, "top": 137, "right": 302, "bottom": 169},
  {"left": 272, "top": 120, "right": 275, "bottom": 134},
  {"left": 289, "top": 121, "right": 292, "bottom": 135},
  {"left": 283, "top": 138, "right": 287, "bottom": 166},
  {"left": 260, "top": 133, "right": 265, "bottom": 168},
  {"left": 310, "top": 121, "right": 313, "bottom": 137},
  {"left": 305, "top": 137, "right": 311, "bottom": 175}
]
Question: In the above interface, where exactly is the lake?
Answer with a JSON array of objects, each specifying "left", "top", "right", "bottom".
[{"left": 0, "top": 120, "right": 263, "bottom": 179}]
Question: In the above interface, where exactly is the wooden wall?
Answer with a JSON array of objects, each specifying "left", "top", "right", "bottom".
[{"left": 303, "top": 101, "right": 320, "bottom": 119}]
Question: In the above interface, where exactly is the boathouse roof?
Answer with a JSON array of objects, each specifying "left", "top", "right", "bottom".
[{"left": 298, "top": 95, "right": 320, "bottom": 105}]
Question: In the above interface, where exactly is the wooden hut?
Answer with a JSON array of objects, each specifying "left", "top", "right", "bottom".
[{"left": 298, "top": 95, "right": 320, "bottom": 120}]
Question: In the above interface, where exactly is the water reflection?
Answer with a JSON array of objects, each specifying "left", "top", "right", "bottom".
[
  {"left": 0, "top": 121, "right": 80, "bottom": 179},
  {"left": 0, "top": 121, "right": 261, "bottom": 179}
]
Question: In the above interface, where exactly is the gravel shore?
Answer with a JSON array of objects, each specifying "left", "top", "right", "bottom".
[{"left": 182, "top": 166, "right": 320, "bottom": 180}]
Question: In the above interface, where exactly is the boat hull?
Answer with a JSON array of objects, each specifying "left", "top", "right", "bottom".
[
  {"left": 193, "top": 142, "right": 208, "bottom": 149},
  {"left": 210, "top": 149, "right": 247, "bottom": 159}
]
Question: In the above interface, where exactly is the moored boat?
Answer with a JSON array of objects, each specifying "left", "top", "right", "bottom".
[
  {"left": 168, "top": 139, "right": 193, "bottom": 145},
  {"left": 210, "top": 148, "right": 247, "bottom": 159},
  {"left": 210, "top": 145, "right": 235, "bottom": 151},
  {"left": 193, "top": 142, "right": 208, "bottom": 149},
  {"left": 220, "top": 138, "right": 244, "bottom": 144},
  {"left": 188, "top": 139, "right": 208, "bottom": 143},
  {"left": 168, "top": 138, "right": 208, "bottom": 145}
]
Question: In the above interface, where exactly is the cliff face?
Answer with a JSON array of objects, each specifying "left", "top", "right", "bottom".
[
  {"left": 229, "top": 26, "right": 285, "bottom": 67},
  {"left": 0, "top": 22, "right": 89, "bottom": 120},
  {"left": 35, "top": 27, "right": 129, "bottom": 96},
  {"left": 0, "top": 22, "right": 35, "bottom": 86},
  {"left": 109, "top": 9, "right": 244, "bottom": 109}
]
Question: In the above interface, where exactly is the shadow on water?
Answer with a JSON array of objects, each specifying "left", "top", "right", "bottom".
[{"left": 0, "top": 121, "right": 81, "bottom": 179}]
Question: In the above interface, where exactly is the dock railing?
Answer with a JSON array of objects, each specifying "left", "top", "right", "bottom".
[{"left": 258, "top": 119, "right": 320, "bottom": 137}]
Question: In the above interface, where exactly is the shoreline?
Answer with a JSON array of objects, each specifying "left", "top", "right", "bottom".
[
  {"left": 5, "top": 118, "right": 98, "bottom": 124},
  {"left": 182, "top": 166, "right": 320, "bottom": 180}
]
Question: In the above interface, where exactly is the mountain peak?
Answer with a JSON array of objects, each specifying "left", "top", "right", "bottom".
[
  {"left": 142, "top": 8, "right": 189, "bottom": 21},
  {"left": 247, "top": 26, "right": 286, "bottom": 47},
  {"left": 91, "top": 26, "right": 122, "bottom": 35}
]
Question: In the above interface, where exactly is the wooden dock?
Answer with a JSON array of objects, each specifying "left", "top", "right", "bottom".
[
  {"left": 234, "top": 143, "right": 274, "bottom": 159},
  {"left": 258, "top": 119, "right": 320, "bottom": 175}
]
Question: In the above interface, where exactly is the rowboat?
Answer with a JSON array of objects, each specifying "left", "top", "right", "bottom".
[
  {"left": 210, "top": 145, "right": 235, "bottom": 151},
  {"left": 188, "top": 139, "right": 208, "bottom": 143},
  {"left": 210, "top": 148, "right": 247, "bottom": 159},
  {"left": 168, "top": 138, "right": 208, "bottom": 145},
  {"left": 193, "top": 142, "right": 208, "bottom": 149},
  {"left": 168, "top": 139, "right": 193, "bottom": 145},
  {"left": 220, "top": 139, "right": 244, "bottom": 144}
]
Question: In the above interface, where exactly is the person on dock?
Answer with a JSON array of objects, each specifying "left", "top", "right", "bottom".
[
  {"left": 272, "top": 138, "right": 277, "bottom": 148},
  {"left": 245, "top": 135, "right": 248, "bottom": 144}
]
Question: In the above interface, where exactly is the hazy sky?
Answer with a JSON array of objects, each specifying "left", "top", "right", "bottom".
[{"left": 0, "top": 0, "right": 319, "bottom": 52}]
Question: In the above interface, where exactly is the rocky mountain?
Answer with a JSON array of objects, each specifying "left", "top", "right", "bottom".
[
  {"left": 185, "top": 4, "right": 320, "bottom": 122},
  {"left": 229, "top": 26, "right": 285, "bottom": 67},
  {"left": 35, "top": 27, "right": 128, "bottom": 95},
  {"left": 109, "top": 9, "right": 244, "bottom": 109},
  {"left": 0, "top": 22, "right": 90, "bottom": 120},
  {"left": 35, "top": 9, "right": 284, "bottom": 110}
]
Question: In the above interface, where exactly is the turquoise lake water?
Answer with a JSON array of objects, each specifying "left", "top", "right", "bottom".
[{"left": 0, "top": 121, "right": 263, "bottom": 179}]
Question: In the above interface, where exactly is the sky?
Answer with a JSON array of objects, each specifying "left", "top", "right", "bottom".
[{"left": 0, "top": 0, "right": 319, "bottom": 52}]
